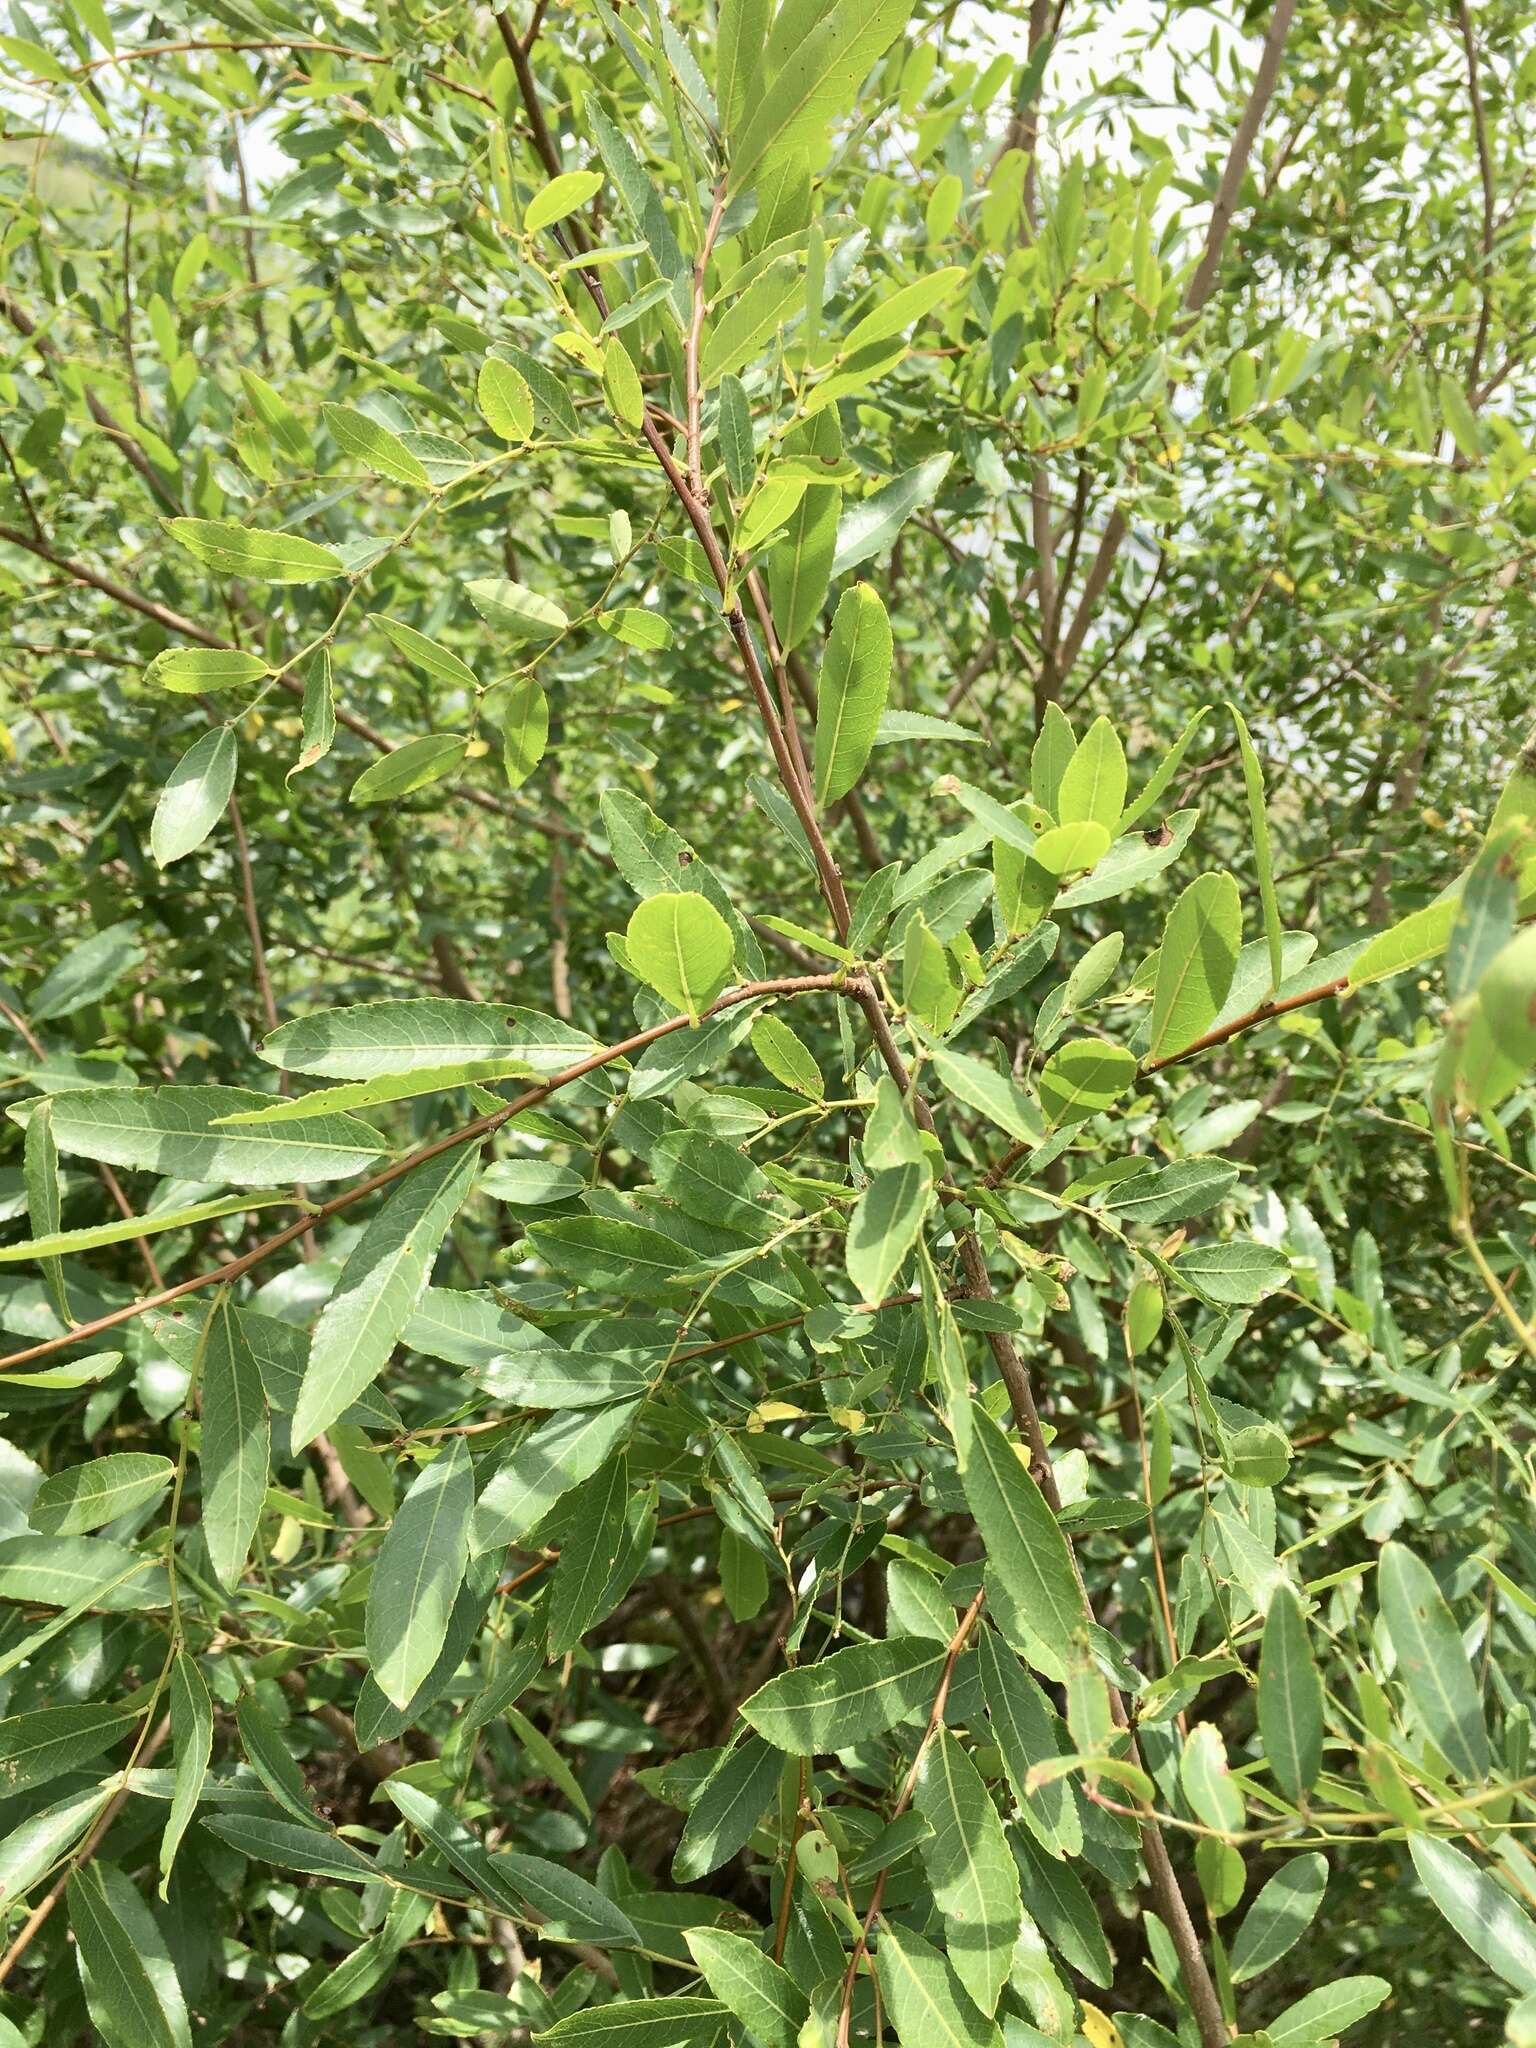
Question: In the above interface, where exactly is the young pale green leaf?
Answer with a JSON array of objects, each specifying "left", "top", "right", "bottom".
[
  {"left": 1408, "top": 1835, "right": 1536, "bottom": 1992},
  {"left": 1148, "top": 870, "right": 1242, "bottom": 1059},
  {"left": 913, "top": 1727, "right": 1022, "bottom": 2015},
  {"left": 841, "top": 266, "right": 967, "bottom": 355},
  {"left": 1119, "top": 704, "right": 1211, "bottom": 831},
  {"left": 1031, "top": 819, "right": 1110, "bottom": 875},
  {"left": 1258, "top": 1584, "right": 1323, "bottom": 1801},
  {"left": 158, "top": 1650, "right": 212, "bottom": 1897},
  {"left": 960, "top": 1403, "right": 1088, "bottom": 1646},
  {"left": 368, "top": 613, "right": 479, "bottom": 690},
  {"left": 200, "top": 1292, "right": 270, "bottom": 1594},
  {"left": 1031, "top": 702, "right": 1076, "bottom": 814},
  {"left": 740, "top": 1636, "right": 947, "bottom": 1752},
  {"left": 476, "top": 356, "right": 534, "bottom": 441},
  {"left": 30, "top": 1454, "right": 172, "bottom": 1536},
  {"left": 349, "top": 734, "right": 468, "bottom": 805},
  {"left": 1230, "top": 1853, "right": 1327, "bottom": 1983},
  {"left": 1378, "top": 1541, "right": 1489, "bottom": 1782},
  {"left": 465, "top": 577, "right": 569, "bottom": 641},
  {"left": 1264, "top": 1975, "right": 1391, "bottom": 2046},
  {"left": 213, "top": 1060, "right": 535, "bottom": 1127},
  {"left": 145, "top": 648, "right": 268, "bottom": 694},
  {"left": 524, "top": 168, "right": 603, "bottom": 234},
  {"left": 166, "top": 517, "right": 343, "bottom": 582},
  {"left": 903, "top": 912, "right": 961, "bottom": 1032},
  {"left": 321, "top": 403, "right": 430, "bottom": 486},
  {"left": 625, "top": 891, "right": 736, "bottom": 1022},
  {"left": 875, "top": 1920, "right": 1003, "bottom": 2048},
  {"left": 366, "top": 1437, "right": 474, "bottom": 1708},
  {"left": 496, "top": 675, "right": 549, "bottom": 790},
  {"left": 1055, "top": 714, "right": 1127, "bottom": 832},
  {"left": 151, "top": 726, "right": 236, "bottom": 867},
  {"left": 0, "top": 1189, "right": 289, "bottom": 1262},
  {"left": 1478, "top": 926, "right": 1536, "bottom": 1066},
  {"left": 291, "top": 1142, "right": 479, "bottom": 1448},
  {"left": 684, "top": 1928, "right": 808, "bottom": 2048},
  {"left": 813, "top": 583, "right": 893, "bottom": 805},
  {"left": 728, "top": 0, "right": 914, "bottom": 194},
  {"left": 41, "top": 1085, "right": 382, "bottom": 1186},
  {"left": 846, "top": 1161, "right": 931, "bottom": 1306}
]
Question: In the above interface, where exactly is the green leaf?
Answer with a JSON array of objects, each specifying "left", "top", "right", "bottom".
[
  {"left": 1170, "top": 1239, "right": 1289, "bottom": 1306},
  {"left": 1013, "top": 1827, "right": 1114, "bottom": 1986},
  {"left": 0, "top": 1535, "right": 169, "bottom": 1611},
  {"left": 842, "top": 266, "right": 967, "bottom": 354},
  {"left": 1037, "top": 1039, "right": 1136, "bottom": 1128},
  {"left": 717, "top": 0, "right": 771, "bottom": 136},
  {"left": 625, "top": 891, "right": 736, "bottom": 1022},
  {"left": 349, "top": 734, "right": 468, "bottom": 805},
  {"left": 68, "top": 1861, "right": 177, "bottom": 2048},
  {"left": 321, "top": 403, "right": 431, "bottom": 486},
  {"left": 1031, "top": 820, "right": 1110, "bottom": 875},
  {"left": 959, "top": 1403, "right": 1088, "bottom": 1647},
  {"left": 928, "top": 1044, "right": 1037, "bottom": 1143},
  {"left": 1258, "top": 1584, "right": 1323, "bottom": 1801},
  {"left": 497, "top": 675, "right": 549, "bottom": 790},
  {"left": 259, "top": 998, "right": 596, "bottom": 1081},
  {"left": 832, "top": 453, "right": 952, "bottom": 576},
  {"left": 673, "top": 1734, "right": 784, "bottom": 1880},
  {"left": 1265, "top": 1975, "right": 1391, "bottom": 2045},
  {"left": 1479, "top": 926, "right": 1536, "bottom": 1067},
  {"left": 1148, "top": 871, "right": 1242, "bottom": 1058},
  {"left": 728, "top": 0, "right": 914, "bottom": 194},
  {"left": 212, "top": 1061, "right": 536, "bottom": 1126},
  {"left": 23, "top": 1093, "right": 65, "bottom": 1322},
  {"left": 740, "top": 1636, "right": 947, "bottom": 1752},
  {"left": 145, "top": 647, "right": 268, "bottom": 694},
  {"left": 471, "top": 1402, "right": 637, "bottom": 1553},
  {"left": 1031, "top": 703, "right": 1076, "bottom": 813},
  {"left": 368, "top": 613, "right": 480, "bottom": 690},
  {"left": 30, "top": 1453, "right": 172, "bottom": 1536},
  {"left": 201, "top": 1814, "right": 381, "bottom": 1882},
  {"left": 493, "top": 1849, "right": 643, "bottom": 1947},
  {"left": 685, "top": 1928, "right": 808, "bottom": 2048},
  {"left": 875, "top": 1920, "right": 1003, "bottom": 2048},
  {"left": 366, "top": 1438, "right": 473, "bottom": 1707},
  {"left": 1379, "top": 1541, "right": 1489, "bottom": 1782},
  {"left": 535, "top": 2000, "right": 730, "bottom": 2045},
  {"left": 1056, "top": 715, "right": 1127, "bottom": 832},
  {"left": 159, "top": 1650, "right": 212, "bottom": 1897},
  {"left": 813, "top": 582, "right": 893, "bottom": 805},
  {"left": 750, "top": 1012, "right": 824, "bottom": 1096},
  {"left": 40, "top": 1085, "right": 383, "bottom": 1186},
  {"left": 166, "top": 518, "right": 344, "bottom": 583},
  {"left": 547, "top": 1451, "right": 629, "bottom": 1656},
  {"left": 0, "top": 1189, "right": 289, "bottom": 1262},
  {"left": 200, "top": 1292, "right": 270, "bottom": 1593},
  {"left": 977, "top": 1628, "right": 1081, "bottom": 1858},
  {"left": 1230, "top": 1853, "right": 1327, "bottom": 1983},
  {"left": 1409, "top": 1835, "right": 1536, "bottom": 1992},
  {"left": 465, "top": 577, "right": 569, "bottom": 641},
  {"left": 717, "top": 371, "right": 756, "bottom": 495},
  {"left": 1227, "top": 700, "right": 1284, "bottom": 996},
  {"left": 701, "top": 258, "right": 802, "bottom": 388},
  {"left": 151, "top": 726, "right": 237, "bottom": 867},
  {"left": 1348, "top": 895, "right": 1459, "bottom": 989},
  {"left": 291, "top": 1142, "right": 479, "bottom": 1447},
  {"left": 912, "top": 1727, "right": 1022, "bottom": 2014},
  {"left": 477, "top": 356, "right": 534, "bottom": 441},
  {"left": 525, "top": 169, "right": 604, "bottom": 234},
  {"left": 0, "top": 1703, "right": 135, "bottom": 1797},
  {"left": 846, "top": 1162, "right": 931, "bottom": 1305}
]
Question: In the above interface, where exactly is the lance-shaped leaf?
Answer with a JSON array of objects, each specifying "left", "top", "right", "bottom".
[
  {"left": 365, "top": 1437, "right": 474, "bottom": 1708},
  {"left": 740, "top": 1636, "right": 947, "bottom": 1752},
  {"left": 727, "top": 0, "right": 912, "bottom": 192},
  {"left": 960, "top": 1404, "right": 1089, "bottom": 1647},
  {"left": 1258, "top": 1584, "right": 1323, "bottom": 1801},
  {"left": 977, "top": 1628, "right": 1081, "bottom": 1858},
  {"left": 1056, "top": 714, "right": 1127, "bottom": 832},
  {"left": 471, "top": 1401, "right": 639, "bottom": 1554},
  {"left": 1228, "top": 700, "right": 1284, "bottom": 995},
  {"left": 68, "top": 1861, "right": 179, "bottom": 2048},
  {"left": 30, "top": 1454, "right": 172, "bottom": 1536},
  {"left": 1230, "top": 1853, "right": 1327, "bottom": 1983},
  {"left": 151, "top": 726, "right": 237, "bottom": 868},
  {"left": 814, "top": 583, "right": 892, "bottom": 805},
  {"left": 42, "top": 1085, "right": 383, "bottom": 1186},
  {"left": 23, "top": 1093, "right": 67, "bottom": 1323},
  {"left": 1409, "top": 1835, "right": 1536, "bottom": 1992},
  {"left": 685, "top": 1928, "right": 808, "bottom": 2048},
  {"left": 1265, "top": 1976, "right": 1391, "bottom": 2046},
  {"left": 846, "top": 1161, "right": 931, "bottom": 1306},
  {"left": 546, "top": 1451, "right": 630, "bottom": 1656},
  {"left": 1148, "top": 871, "right": 1242, "bottom": 1059},
  {"left": 199, "top": 1293, "right": 270, "bottom": 1594},
  {"left": 673, "top": 1734, "right": 784, "bottom": 1881},
  {"left": 537, "top": 2001, "right": 730, "bottom": 2045},
  {"left": 259, "top": 998, "right": 597, "bottom": 1081},
  {"left": 912, "top": 1727, "right": 1022, "bottom": 2014},
  {"left": 1379, "top": 1541, "right": 1489, "bottom": 1782},
  {"left": 625, "top": 891, "right": 736, "bottom": 1022},
  {"left": 159, "top": 1650, "right": 212, "bottom": 1897},
  {"left": 291, "top": 1142, "right": 479, "bottom": 1447},
  {"left": 876, "top": 1920, "right": 1003, "bottom": 2048},
  {"left": 0, "top": 1703, "right": 135, "bottom": 1797},
  {"left": 166, "top": 517, "right": 343, "bottom": 582},
  {"left": 321, "top": 403, "right": 430, "bottom": 486}
]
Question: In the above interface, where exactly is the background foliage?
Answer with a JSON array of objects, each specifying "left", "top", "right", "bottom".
[{"left": 1, "top": 0, "right": 1535, "bottom": 2043}]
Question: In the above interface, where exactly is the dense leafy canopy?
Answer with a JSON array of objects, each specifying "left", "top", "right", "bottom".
[{"left": 1, "top": 0, "right": 1535, "bottom": 2043}]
